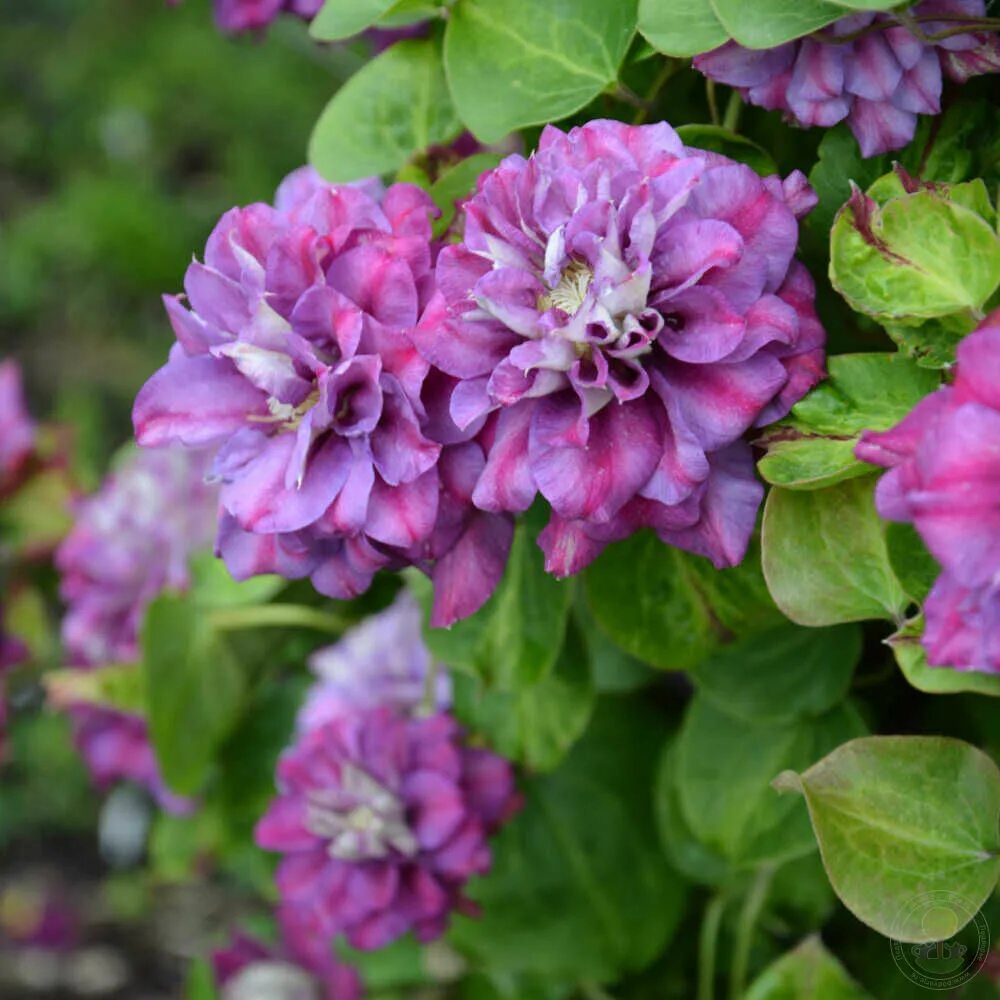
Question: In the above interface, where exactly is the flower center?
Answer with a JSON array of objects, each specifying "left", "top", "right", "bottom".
[
  {"left": 539, "top": 260, "right": 593, "bottom": 316},
  {"left": 304, "top": 763, "right": 418, "bottom": 862},
  {"left": 247, "top": 389, "right": 320, "bottom": 433}
]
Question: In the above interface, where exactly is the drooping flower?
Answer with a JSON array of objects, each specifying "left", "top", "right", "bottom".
[
  {"left": 856, "top": 310, "right": 1000, "bottom": 672},
  {"left": 212, "top": 928, "right": 361, "bottom": 1000},
  {"left": 256, "top": 707, "right": 519, "bottom": 953},
  {"left": 299, "top": 591, "right": 449, "bottom": 734},
  {"left": 134, "top": 167, "right": 511, "bottom": 625},
  {"left": 413, "top": 119, "right": 824, "bottom": 577},
  {"left": 694, "top": 1, "right": 1000, "bottom": 158},
  {"left": 55, "top": 446, "right": 218, "bottom": 807},
  {"left": 0, "top": 359, "right": 35, "bottom": 492}
]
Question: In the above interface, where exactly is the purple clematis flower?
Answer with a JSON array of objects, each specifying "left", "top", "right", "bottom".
[
  {"left": 256, "top": 707, "right": 519, "bottom": 954},
  {"left": 299, "top": 591, "right": 449, "bottom": 734},
  {"left": 212, "top": 928, "right": 361, "bottom": 1000},
  {"left": 857, "top": 310, "right": 1000, "bottom": 672},
  {"left": 56, "top": 446, "right": 218, "bottom": 809},
  {"left": 694, "top": 1, "right": 1000, "bottom": 158},
  {"left": 0, "top": 359, "right": 35, "bottom": 492},
  {"left": 134, "top": 167, "right": 512, "bottom": 626},
  {"left": 412, "top": 119, "right": 824, "bottom": 576}
]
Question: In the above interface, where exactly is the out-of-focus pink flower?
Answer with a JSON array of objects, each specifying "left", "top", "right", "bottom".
[
  {"left": 55, "top": 446, "right": 218, "bottom": 809},
  {"left": 694, "top": 1, "right": 1000, "bottom": 157},
  {"left": 212, "top": 928, "right": 360, "bottom": 1000},
  {"left": 256, "top": 707, "right": 519, "bottom": 954},
  {"left": 134, "top": 167, "right": 512, "bottom": 626},
  {"left": 0, "top": 882, "right": 80, "bottom": 951},
  {"left": 0, "top": 360, "right": 35, "bottom": 492},
  {"left": 413, "top": 119, "right": 824, "bottom": 577},
  {"left": 299, "top": 591, "right": 449, "bottom": 734},
  {"left": 857, "top": 309, "right": 1000, "bottom": 672}
]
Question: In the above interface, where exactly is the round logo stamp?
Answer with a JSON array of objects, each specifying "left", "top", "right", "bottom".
[{"left": 889, "top": 890, "right": 990, "bottom": 991}]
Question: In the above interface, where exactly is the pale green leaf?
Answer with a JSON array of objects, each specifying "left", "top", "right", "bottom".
[
  {"left": 638, "top": 0, "right": 728, "bottom": 57},
  {"left": 745, "top": 936, "right": 873, "bottom": 1000}
]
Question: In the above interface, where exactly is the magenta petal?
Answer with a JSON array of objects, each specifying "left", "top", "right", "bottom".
[
  {"left": 657, "top": 286, "right": 747, "bottom": 363},
  {"left": 184, "top": 260, "right": 252, "bottom": 334},
  {"left": 311, "top": 536, "right": 389, "bottom": 600},
  {"left": 370, "top": 386, "right": 440, "bottom": 486},
  {"left": 472, "top": 401, "right": 537, "bottom": 513},
  {"left": 538, "top": 514, "right": 614, "bottom": 577},
  {"left": 955, "top": 317, "right": 1000, "bottom": 410},
  {"left": 430, "top": 512, "right": 514, "bottom": 628},
  {"left": 327, "top": 245, "right": 419, "bottom": 328},
  {"left": 216, "top": 514, "right": 318, "bottom": 580},
  {"left": 529, "top": 395, "right": 662, "bottom": 523},
  {"left": 404, "top": 770, "right": 466, "bottom": 849},
  {"left": 892, "top": 49, "right": 942, "bottom": 115},
  {"left": 255, "top": 796, "right": 315, "bottom": 851},
  {"left": 133, "top": 354, "right": 267, "bottom": 447},
  {"left": 162, "top": 294, "right": 226, "bottom": 354},
  {"left": 291, "top": 285, "right": 363, "bottom": 360},
  {"left": 653, "top": 219, "right": 743, "bottom": 294},
  {"left": 843, "top": 34, "right": 903, "bottom": 101},
  {"left": 319, "top": 445, "right": 376, "bottom": 535},
  {"left": 365, "top": 470, "right": 438, "bottom": 548},
  {"left": 847, "top": 99, "right": 917, "bottom": 158},
  {"left": 222, "top": 435, "right": 352, "bottom": 534}
]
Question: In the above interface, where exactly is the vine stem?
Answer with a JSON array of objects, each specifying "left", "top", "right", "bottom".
[
  {"left": 729, "top": 866, "right": 775, "bottom": 1000},
  {"left": 706, "top": 80, "right": 721, "bottom": 127},
  {"left": 698, "top": 891, "right": 729, "bottom": 1000},
  {"left": 722, "top": 90, "right": 743, "bottom": 133},
  {"left": 208, "top": 604, "right": 349, "bottom": 634},
  {"left": 633, "top": 57, "right": 680, "bottom": 125}
]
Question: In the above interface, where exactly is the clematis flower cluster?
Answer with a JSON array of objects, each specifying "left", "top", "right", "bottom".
[
  {"left": 414, "top": 119, "right": 824, "bottom": 577},
  {"left": 134, "top": 167, "right": 512, "bottom": 627},
  {"left": 212, "top": 928, "right": 360, "bottom": 1000},
  {"left": 0, "top": 359, "right": 35, "bottom": 493},
  {"left": 694, "top": 1, "right": 1000, "bottom": 157},
  {"left": 857, "top": 310, "right": 1000, "bottom": 673},
  {"left": 256, "top": 705, "right": 519, "bottom": 955},
  {"left": 55, "top": 446, "right": 218, "bottom": 809},
  {"left": 298, "top": 590, "right": 449, "bottom": 735}
]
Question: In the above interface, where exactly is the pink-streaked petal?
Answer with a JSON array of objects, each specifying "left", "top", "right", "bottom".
[{"left": 472, "top": 401, "right": 537, "bottom": 513}]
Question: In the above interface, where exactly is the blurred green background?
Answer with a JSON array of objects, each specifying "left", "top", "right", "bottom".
[{"left": 1, "top": 0, "right": 361, "bottom": 484}]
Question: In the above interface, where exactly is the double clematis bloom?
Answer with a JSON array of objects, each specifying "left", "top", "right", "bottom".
[
  {"left": 0, "top": 359, "right": 35, "bottom": 493},
  {"left": 56, "top": 447, "right": 218, "bottom": 809},
  {"left": 298, "top": 591, "right": 449, "bottom": 735},
  {"left": 857, "top": 311, "right": 1000, "bottom": 673},
  {"left": 134, "top": 167, "right": 511, "bottom": 627},
  {"left": 212, "top": 928, "right": 360, "bottom": 1000},
  {"left": 413, "top": 119, "right": 824, "bottom": 576},
  {"left": 256, "top": 707, "right": 519, "bottom": 954},
  {"left": 694, "top": 1, "right": 1000, "bottom": 157}
]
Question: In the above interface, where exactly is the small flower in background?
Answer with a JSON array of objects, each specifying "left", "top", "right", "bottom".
[
  {"left": 256, "top": 707, "right": 519, "bottom": 955},
  {"left": 299, "top": 590, "right": 450, "bottom": 734},
  {"left": 414, "top": 119, "right": 824, "bottom": 578},
  {"left": 134, "top": 167, "right": 513, "bottom": 626},
  {"left": 55, "top": 446, "right": 218, "bottom": 809},
  {"left": 212, "top": 928, "right": 361, "bottom": 1000},
  {"left": 0, "top": 359, "right": 35, "bottom": 493},
  {"left": 857, "top": 309, "right": 1000, "bottom": 673},
  {"left": 694, "top": 1, "right": 1000, "bottom": 157}
]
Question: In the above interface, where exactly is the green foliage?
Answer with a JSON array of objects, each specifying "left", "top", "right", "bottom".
[
  {"left": 585, "top": 533, "right": 781, "bottom": 671},
  {"left": 675, "top": 124, "right": 778, "bottom": 176},
  {"left": 775, "top": 736, "right": 1000, "bottom": 941},
  {"left": 757, "top": 354, "right": 940, "bottom": 490},
  {"left": 450, "top": 697, "right": 685, "bottom": 982},
  {"left": 141, "top": 594, "right": 246, "bottom": 796},
  {"left": 310, "top": 0, "right": 399, "bottom": 40},
  {"left": 638, "top": 0, "right": 728, "bottom": 57},
  {"left": 745, "top": 936, "right": 872, "bottom": 1000},
  {"left": 310, "top": 38, "right": 462, "bottom": 181},
  {"left": 443, "top": 0, "right": 638, "bottom": 142},
  {"left": 890, "top": 621, "right": 1000, "bottom": 697},
  {"left": 761, "top": 478, "right": 908, "bottom": 627}
]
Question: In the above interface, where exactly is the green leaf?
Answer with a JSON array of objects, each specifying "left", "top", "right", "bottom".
[
  {"left": 885, "top": 523, "right": 939, "bottom": 605},
  {"left": 881, "top": 312, "right": 978, "bottom": 370},
  {"left": 675, "top": 124, "right": 777, "bottom": 176},
  {"left": 762, "top": 478, "right": 909, "bottom": 627},
  {"left": 674, "top": 696, "right": 866, "bottom": 867},
  {"left": 774, "top": 736, "right": 1000, "bottom": 942},
  {"left": 428, "top": 152, "right": 504, "bottom": 238},
  {"left": 638, "top": 0, "right": 728, "bottom": 57},
  {"left": 310, "top": 0, "right": 396, "bottom": 40},
  {"left": 310, "top": 39, "right": 462, "bottom": 182},
  {"left": 655, "top": 740, "right": 733, "bottom": 885},
  {"left": 188, "top": 552, "right": 285, "bottom": 609},
  {"left": 450, "top": 621, "right": 595, "bottom": 772},
  {"left": 141, "top": 594, "right": 246, "bottom": 796},
  {"left": 745, "top": 936, "right": 873, "bottom": 1000},
  {"left": 450, "top": 697, "right": 685, "bottom": 981},
  {"left": 830, "top": 183, "right": 1000, "bottom": 323},
  {"left": 185, "top": 958, "right": 220, "bottom": 1000},
  {"left": 757, "top": 353, "right": 941, "bottom": 490},
  {"left": 690, "top": 624, "right": 862, "bottom": 725},
  {"left": 707, "top": 0, "right": 846, "bottom": 48},
  {"left": 443, "top": 0, "right": 638, "bottom": 143},
  {"left": 890, "top": 621, "right": 1000, "bottom": 697},
  {"left": 411, "top": 506, "right": 574, "bottom": 688},
  {"left": 585, "top": 532, "right": 781, "bottom": 671}
]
